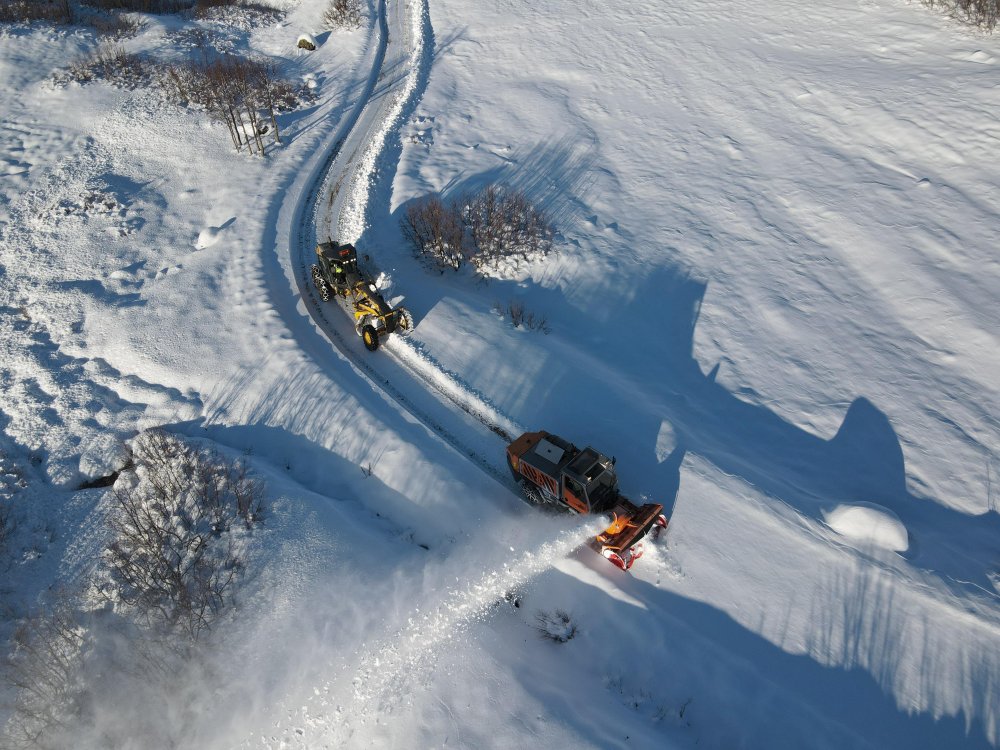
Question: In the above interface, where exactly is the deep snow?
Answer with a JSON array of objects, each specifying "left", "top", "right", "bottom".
[{"left": 1, "top": 0, "right": 999, "bottom": 746}]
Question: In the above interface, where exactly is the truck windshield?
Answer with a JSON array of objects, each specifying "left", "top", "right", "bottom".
[{"left": 587, "top": 471, "right": 617, "bottom": 512}]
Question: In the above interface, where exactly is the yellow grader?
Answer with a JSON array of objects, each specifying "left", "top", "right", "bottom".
[{"left": 311, "top": 241, "right": 414, "bottom": 351}]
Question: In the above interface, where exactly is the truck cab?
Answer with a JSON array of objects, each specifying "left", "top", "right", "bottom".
[{"left": 506, "top": 430, "right": 668, "bottom": 570}]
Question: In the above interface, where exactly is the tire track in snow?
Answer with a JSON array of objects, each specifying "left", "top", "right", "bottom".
[
  {"left": 277, "top": 6, "right": 1000, "bottom": 746},
  {"left": 290, "top": 0, "right": 523, "bottom": 492},
  {"left": 265, "top": 4, "right": 604, "bottom": 743}
]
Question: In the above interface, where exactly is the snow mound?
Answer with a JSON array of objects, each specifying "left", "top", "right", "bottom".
[
  {"left": 78, "top": 435, "right": 130, "bottom": 482},
  {"left": 824, "top": 503, "right": 908, "bottom": 553}
]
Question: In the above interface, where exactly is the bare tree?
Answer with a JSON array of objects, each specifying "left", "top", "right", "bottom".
[
  {"left": 254, "top": 59, "right": 283, "bottom": 145},
  {"left": 100, "top": 430, "right": 264, "bottom": 641},
  {"left": 464, "top": 185, "right": 554, "bottom": 271},
  {"left": 401, "top": 194, "right": 467, "bottom": 270},
  {"left": 2, "top": 593, "right": 87, "bottom": 750},
  {"left": 161, "top": 54, "right": 300, "bottom": 155},
  {"left": 323, "top": 0, "right": 363, "bottom": 29}
]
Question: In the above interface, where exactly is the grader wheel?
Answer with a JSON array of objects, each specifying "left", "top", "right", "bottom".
[
  {"left": 361, "top": 325, "right": 380, "bottom": 352},
  {"left": 396, "top": 307, "right": 414, "bottom": 334},
  {"left": 311, "top": 265, "right": 331, "bottom": 301}
]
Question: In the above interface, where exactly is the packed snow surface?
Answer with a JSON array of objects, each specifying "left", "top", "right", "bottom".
[
  {"left": 825, "top": 502, "right": 910, "bottom": 552},
  {"left": 1, "top": 0, "right": 999, "bottom": 746}
]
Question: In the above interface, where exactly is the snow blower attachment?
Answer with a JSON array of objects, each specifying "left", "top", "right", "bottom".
[
  {"left": 507, "top": 431, "right": 668, "bottom": 570},
  {"left": 311, "top": 241, "right": 414, "bottom": 351}
]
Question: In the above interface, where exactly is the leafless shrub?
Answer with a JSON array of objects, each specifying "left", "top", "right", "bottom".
[
  {"left": 464, "top": 185, "right": 554, "bottom": 272},
  {"left": 956, "top": 0, "right": 998, "bottom": 27},
  {"left": 323, "top": 0, "right": 362, "bottom": 29},
  {"left": 193, "top": 0, "right": 281, "bottom": 25},
  {"left": 403, "top": 185, "right": 554, "bottom": 273},
  {"left": 61, "top": 44, "right": 146, "bottom": 87},
  {"left": 492, "top": 300, "right": 550, "bottom": 333},
  {"left": 2, "top": 593, "right": 87, "bottom": 750},
  {"left": 535, "top": 609, "right": 577, "bottom": 643},
  {"left": 81, "top": 0, "right": 190, "bottom": 13},
  {"left": 924, "top": 0, "right": 998, "bottom": 27},
  {"left": 192, "top": 0, "right": 242, "bottom": 12},
  {"left": 84, "top": 10, "right": 141, "bottom": 37},
  {"left": 401, "top": 194, "right": 467, "bottom": 270},
  {"left": 99, "top": 430, "right": 265, "bottom": 641},
  {"left": 0, "top": 0, "right": 74, "bottom": 24}
]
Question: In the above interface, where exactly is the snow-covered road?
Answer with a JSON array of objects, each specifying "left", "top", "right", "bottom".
[
  {"left": 2, "top": 0, "right": 999, "bottom": 745},
  {"left": 285, "top": 0, "right": 525, "bottom": 487}
]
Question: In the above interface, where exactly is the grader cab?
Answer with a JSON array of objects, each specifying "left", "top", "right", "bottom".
[{"left": 311, "top": 241, "right": 414, "bottom": 351}]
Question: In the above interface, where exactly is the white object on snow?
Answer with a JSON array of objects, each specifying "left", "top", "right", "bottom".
[
  {"left": 195, "top": 225, "right": 226, "bottom": 249},
  {"left": 824, "top": 502, "right": 908, "bottom": 553},
  {"left": 655, "top": 419, "right": 678, "bottom": 462}
]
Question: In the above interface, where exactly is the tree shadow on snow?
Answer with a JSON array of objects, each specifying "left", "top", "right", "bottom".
[{"left": 506, "top": 564, "right": 996, "bottom": 750}]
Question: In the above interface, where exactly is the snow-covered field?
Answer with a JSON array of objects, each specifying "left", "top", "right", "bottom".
[{"left": 1, "top": 0, "right": 998, "bottom": 745}]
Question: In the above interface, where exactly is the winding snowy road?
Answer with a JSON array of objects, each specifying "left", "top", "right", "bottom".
[{"left": 285, "top": 0, "right": 524, "bottom": 489}]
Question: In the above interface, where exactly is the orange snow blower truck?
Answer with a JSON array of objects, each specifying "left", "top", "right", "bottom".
[{"left": 507, "top": 431, "right": 667, "bottom": 570}]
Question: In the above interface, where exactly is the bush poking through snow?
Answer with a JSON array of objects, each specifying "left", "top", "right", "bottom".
[
  {"left": 492, "top": 300, "right": 550, "bottom": 333},
  {"left": 100, "top": 430, "right": 265, "bottom": 641},
  {"left": 84, "top": 10, "right": 141, "bottom": 37},
  {"left": 0, "top": 0, "right": 74, "bottom": 25},
  {"left": 402, "top": 194, "right": 466, "bottom": 270},
  {"left": 323, "top": 0, "right": 362, "bottom": 30},
  {"left": 535, "top": 609, "right": 577, "bottom": 643},
  {"left": 2, "top": 593, "right": 87, "bottom": 750},
  {"left": 401, "top": 185, "right": 554, "bottom": 274},
  {"left": 162, "top": 54, "right": 305, "bottom": 154},
  {"left": 81, "top": 0, "right": 189, "bottom": 13},
  {"left": 923, "top": 0, "right": 998, "bottom": 27},
  {"left": 464, "top": 185, "right": 554, "bottom": 273},
  {"left": 62, "top": 44, "right": 146, "bottom": 87}
]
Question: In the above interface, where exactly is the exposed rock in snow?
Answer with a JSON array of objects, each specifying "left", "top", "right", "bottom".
[{"left": 297, "top": 34, "right": 316, "bottom": 51}]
